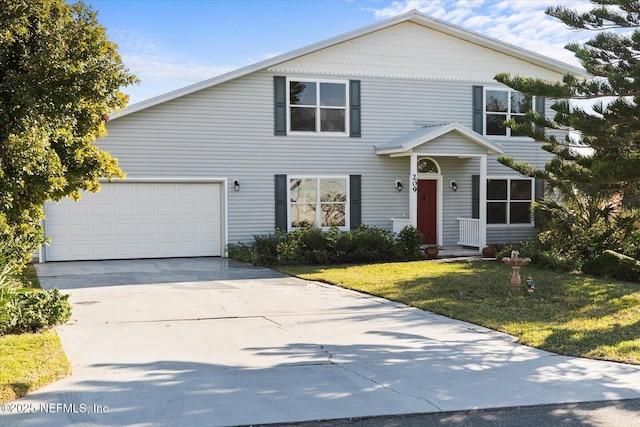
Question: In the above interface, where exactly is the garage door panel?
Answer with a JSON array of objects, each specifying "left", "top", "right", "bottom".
[{"left": 44, "top": 183, "right": 223, "bottom": 261}]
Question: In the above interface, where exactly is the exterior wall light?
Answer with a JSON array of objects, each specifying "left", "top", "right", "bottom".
[
  {"left": 396, "top": 180, "right": 403, "bottom": 192},
  {"left": 450, "top": 181, "right": 457, "bottom": 192},
  {"left": 233, "top": 180, "right": 240, "bottom": 191}
]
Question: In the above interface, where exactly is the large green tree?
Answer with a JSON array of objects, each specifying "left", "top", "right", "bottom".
[
  {"left": 494, "top": 1, "right": 640, "bottom": 265},
  {"left": 496, "top": 0, "right": 640, "bottom": 207},
  {"left": 0, "top": 0, "right": 137, "bottom": 267}
]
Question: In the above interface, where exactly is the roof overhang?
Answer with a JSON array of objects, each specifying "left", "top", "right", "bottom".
[{"left": 375, "top": 122, "right": 505, "bottom": 156}]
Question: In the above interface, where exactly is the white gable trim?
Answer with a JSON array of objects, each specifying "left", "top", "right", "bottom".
[
  {"left": 375, "top": 123, "right": 505, "bottom": 156},
  {"left": 114, "top": 10, "right": 587, "bottom": 119}
]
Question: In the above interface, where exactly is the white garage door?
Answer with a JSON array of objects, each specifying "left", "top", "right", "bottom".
[{"left": 44, "top": 182, "right": 223, "bottom": 261}]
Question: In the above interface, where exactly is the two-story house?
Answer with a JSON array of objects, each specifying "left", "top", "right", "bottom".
[{"left": 40, "top": 10, "right": 587, "bottom": 262}]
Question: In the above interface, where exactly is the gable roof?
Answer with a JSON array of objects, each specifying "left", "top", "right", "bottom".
[
  {"left": 375, "top": 123, "right": 505, "bottom": 155},
  {"left": 115, "top": 9, "right": 587, "bottom": 119}
]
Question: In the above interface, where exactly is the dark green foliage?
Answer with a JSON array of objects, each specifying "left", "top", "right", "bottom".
[
  {"left": 495, "top": 1, "right": 640, "bottom": 277},
  {"left": 339, "top": 225, "right": 396, "bottom": 263},
  {"left": 226, "top": 242, "right": 253, "bottom": 263},
  {"left": 583, "top": 250, "right": 640, "bottom": 282},
  {"left": 250, "top": 231, "right": 288, "bottom": 266},
  {"left": 1, "top": 289, "right": 72, "bottom": 335},
  {"left": 0, "top": 0, "right": 137, "bottom": 268},
  {"left": 394, "top": 225, "right": 424, "bottom": 260},
  {"left": 228, "top": 225, "right": 424, "bottom": 266}
]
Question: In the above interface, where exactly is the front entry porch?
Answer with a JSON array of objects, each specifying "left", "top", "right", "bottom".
[{"left": 378, "top": 123, "right": 506, "bottom": 253}]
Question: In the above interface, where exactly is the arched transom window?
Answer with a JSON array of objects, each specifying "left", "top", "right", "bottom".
[{"left": 417, "top": 158, "right": 440, "bottom": 174}]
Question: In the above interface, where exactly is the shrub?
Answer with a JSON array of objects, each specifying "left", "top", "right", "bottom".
[
  {"left": 582, "top": 250, "right": 640, "bottom": 282},
  {"left": 1, "top": 289, "right": 72, "bottom": 335},
  {"left": 340, "top": 225, "right": 395, "bottom": 263},
  {"left": 251, "top": 231, "right": 287, "bottom": 266},
  {"left": 278, "top": 227, "right": 332, "bottom": 265},
  {"left": 227, "top": 225, "right": 424, "bottom": 266},
  {"left": 395, "top": 226, "right": 424, "bottom": 260},
  {"left": 226, "top": 242, "right": 253, "bottom": 263}
]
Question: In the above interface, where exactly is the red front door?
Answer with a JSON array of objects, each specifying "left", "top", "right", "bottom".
[{"left": 417, "top": 180, "right": 437, "bottom": 244}]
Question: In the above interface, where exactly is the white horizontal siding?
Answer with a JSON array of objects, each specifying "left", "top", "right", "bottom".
[
  {"left": 100, "top": 69, "right": 560, "bottom": 246},
  {"left": 269, "top": 22, "right": 567, "bottom": 83}
]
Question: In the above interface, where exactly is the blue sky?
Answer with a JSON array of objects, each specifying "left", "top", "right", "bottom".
[{"left": 85, "top": 0, "right": 594, "bottom": 105}]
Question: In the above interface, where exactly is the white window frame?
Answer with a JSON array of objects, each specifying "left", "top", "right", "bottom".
[
  {"left": 288, "top": 175, "right": 350, "bottom": 231},
  {"left": 286, "top": 78, "right": 350, "bottom": 136},
  {"left": 483, "top": 87, "right": 535, "bottom": 138},
  {"left": 486, "top": 177, "right": 535, "bottom": 226}
]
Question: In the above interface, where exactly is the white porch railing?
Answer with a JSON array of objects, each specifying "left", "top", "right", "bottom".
[
  {"left": 391, "top": 218, "right": 412, "bottom": 234},
  {"left": 457, "top": 218, "right": 481, "bottom": 248}
]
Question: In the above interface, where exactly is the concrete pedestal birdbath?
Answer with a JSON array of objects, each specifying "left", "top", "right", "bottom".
[{"left": 501, "top": 250, "right": 531, "bottom": 292}]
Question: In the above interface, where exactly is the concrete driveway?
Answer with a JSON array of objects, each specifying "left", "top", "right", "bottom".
[{"left": 4, "top": 257, "right": 640, "bottom": 426}]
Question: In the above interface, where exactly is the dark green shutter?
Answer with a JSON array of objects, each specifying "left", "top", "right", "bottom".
[
  {"left": 535, "top": 178, "right": 545, "bottom": 201},
  {"left": 535, "top": 96, "right": 546, "bottom": 119},
  {"left": 533, "top": 178, "right": 546, "bottom": 228},
  {"left": 349, "top": 80, "right": 361, "bottom": 138},
  {"left": 349, "top": 174, "right": 361, "bottom": 228},
  {"left": 535, "top": 96, "right": 546, "bottom": 136},
  {"left": 472, "top": 175, "right": 480, "bottom": 219},
  {"left": 472, "top": 86, "right": 483, "bottom": 134},
  {"left": 274, "top": 174, "right": 288, "bottom": 231},
  {"left": 274, "top": 76, "right": 286, "bottom": 136}
]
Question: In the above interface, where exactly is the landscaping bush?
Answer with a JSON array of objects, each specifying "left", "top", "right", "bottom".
[
  {"left": 1, "top": 288, "right": 72, "bottom": 335},
  {"left": 394, "top": 226, "right": 424, "bottom": 260},
  {"left": 582, "top": 250, "right": 640, "bottom": 282},
  {"left": 228, "top": 225, "right": 424, "bottom": 266},
  {"left": 278, "top": 227, "right": 333, "bottom": 265},
  {"left": 251, "top": 231, "right": 288, "bottom": 266},
  {"left": 340, "top": 225, "right": 396, "bottom": 263}
]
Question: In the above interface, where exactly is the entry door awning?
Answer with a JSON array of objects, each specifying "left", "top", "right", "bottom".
[{"left": 375, "top": 122, "right": 504, "bottom": 156}]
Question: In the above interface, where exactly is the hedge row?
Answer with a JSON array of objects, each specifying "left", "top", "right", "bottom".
[{"left": 228, "top": 225, "right": 424, "bottom": 266}]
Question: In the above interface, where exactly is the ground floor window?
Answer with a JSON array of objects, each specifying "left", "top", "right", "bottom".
[
  {"left": 486, "top": 178, "right": 533, "bottom": 224},
  {"left": 289, "top": 177, "right": 347, "bottom": 229}
]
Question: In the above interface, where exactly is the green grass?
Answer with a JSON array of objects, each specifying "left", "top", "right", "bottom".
[
  {"left": 0, "top": 264, "right": 71, "bottom": 403},
  {"left": 279, "top": 260, "right": 640, "bottom": 365}
]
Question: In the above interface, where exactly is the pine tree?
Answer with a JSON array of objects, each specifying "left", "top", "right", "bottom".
[{"left": 495, "top": 0, "right": 640, "bottom": 211}]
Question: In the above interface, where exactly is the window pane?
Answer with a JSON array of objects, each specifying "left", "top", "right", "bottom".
[
  {"left": 320, "top": 179, "right": 346, "bottom": 202},
  {"left": 320, "top": 109, "right": 345, "bottom": 132},
  {"left": 487, "top": 202, "right": 507, "bottom": 224},
  {"left": 487, "top": 180, "right": 507, "bottom": 200},
  {"left": 511, "top": 92, "right": 532, "bottom": 113},
  {"left": 290, "top": 81, "right": 316, "bottom": 105},
  {"left": 486, "top": 113, "right": 507, "bottom": 135},
  {"left": 320, "top": 83, "right": 346, "bottom": 106},
  {"left": 510, "top": 202, "right": 532, "bottom": 223},
  {"left": 486, "top": 90, "right": 508, "bottom": 112},
  {"left": 321, "top": 204, "right": 346, "bottom": 227},
  {"left": 290, "top": 107, "right": 316, "bottom": 131},
  {"left": 510, "top": 114, "right": 527, "bottom": 137},
  {"left": 291, "top": 204, "right": 316, "bottom": 228},
  {"left": 290, "top": 179, "right": 317, "bottom": 203},
  {"left": 511, "top": 180, "right": 532, "bottom": 200},
  {"left": 418, "top": 158, "right": 439, "bottom": 173}
]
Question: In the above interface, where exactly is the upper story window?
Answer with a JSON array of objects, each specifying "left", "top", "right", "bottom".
[
  {"left": 289, "top": 177, "right": 348, "bottom": 229},
  {"left": 485, "top": 88, "right": 532, "bottom": 137},
  {"left": 289, "top": 80, "right": 348, "bottom": 134},
  {"left": 486, "top": 178, "right": 533, "bottom": 225}
]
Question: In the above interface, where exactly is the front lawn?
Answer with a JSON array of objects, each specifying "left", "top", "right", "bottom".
[
  {"left": 279, "top": 260, "right": 640, "bottom": 364},
  {"left": 0, "top": 264, "right": 71, "bottom": 403}
]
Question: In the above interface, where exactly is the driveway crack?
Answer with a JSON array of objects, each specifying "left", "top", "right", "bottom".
[{"left": 262, "top": 316, "right": 443, "bottom": 412}]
